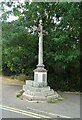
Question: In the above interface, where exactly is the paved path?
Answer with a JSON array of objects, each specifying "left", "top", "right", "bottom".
[{"left": 0, "top": 84, "right": 80, "bottom": 119}]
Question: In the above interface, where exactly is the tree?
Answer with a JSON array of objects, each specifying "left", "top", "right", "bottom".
[
  {"left": 1, "top": 1, "right": 80, "bottom": 91},
  {"left": 2, "top": 21, "right": 38, "bottom": 75}
]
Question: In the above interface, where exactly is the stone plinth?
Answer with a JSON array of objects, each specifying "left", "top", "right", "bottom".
[
  {"left": 33, "top": 67, "right": 47, "bottom": 87},
  {"left": 23, "top": 67, "right": 60, "bottom": 101},
  {"left": 23, "top": 79, "right": 60, "bottom": 101}
]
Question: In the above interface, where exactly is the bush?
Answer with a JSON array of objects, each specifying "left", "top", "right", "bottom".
[
  {"left": 16, "top": 74, "right": 28, "bottom": 82},
  {"left": 16, "top": 90, "right": 24, "bottom": 98}
]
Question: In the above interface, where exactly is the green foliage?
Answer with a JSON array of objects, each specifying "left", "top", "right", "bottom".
[
  {"left": 16, "top": 90, "right": 24, "bottom": 98},
  {"left": 47, "top": 97, "right": 64, "bottom": 103},
  {"left": 2, "top": 21, "right": 38, "bottom": 76},
  {"left": 16, "top": 93, "right": 22, "bottom": 98},
  {"left": 1, "top": 2, "right": 80, "bottom": 91},
  {"left": 16, "top": 74, "right": 31, "bottom": 82}
]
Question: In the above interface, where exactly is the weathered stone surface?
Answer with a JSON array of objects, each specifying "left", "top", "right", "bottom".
[
  {"left": 23, "top": 80, "right": 60, "bottom": 101},
  {"left": 34, "top": 68, "right": 47, "bottom": 87},
  {"left": 26, "top": 80, "right": 34, "bottom": 86},
  {"left": 23, "top": 90, "right": 59, "bottom": 101},
  {"left": 23, "top": 85, "right": 50, "bottom": 92},
  {"left": 33, "top": 82, "right": 47, "bottom": 87},
  {"left": 34, "top": 67, "right": 47, "bottom": 72},
  {"left": 23, "top": 93, "right": 47, "bottom": 101}
]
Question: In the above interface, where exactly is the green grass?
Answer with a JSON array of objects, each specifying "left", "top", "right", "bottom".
[
  {"left": 47, "top": 97, "right": 64, "bottom": 103},
  {"left": 16, "top": 93, "right": 22, "bottom": 98}
]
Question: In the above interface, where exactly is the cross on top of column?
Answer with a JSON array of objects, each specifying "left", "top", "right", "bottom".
[
  {"left": 38, "top": 20, "right": 48, "bottom": 35},
  {"left": 39, "top": 19, "right": 42, "bottom": 24},
  {"left": 38, "top": 19, "right": 43, "bottom": 38}
]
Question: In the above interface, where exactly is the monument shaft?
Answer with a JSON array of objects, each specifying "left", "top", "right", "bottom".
[
  {"left": 38, "top": 31, "right": 43, "bottom": 66},
  {"left": 37, "top": 20, "right": 44, "bottom": 67},
  {"left": 34, "top": 20, "right": 47, "bottom": 86}
]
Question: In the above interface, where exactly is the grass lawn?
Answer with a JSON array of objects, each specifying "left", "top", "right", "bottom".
[{"left": 0, "top": 75, "right": 24, "bottom": 86}]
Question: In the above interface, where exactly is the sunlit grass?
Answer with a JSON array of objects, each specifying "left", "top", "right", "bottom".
[{"left": 0, "top": 75, "right": 24, "bottom": 85}]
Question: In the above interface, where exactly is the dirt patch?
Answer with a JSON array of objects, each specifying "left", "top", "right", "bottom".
[{"left": 0, "top": 75, "right": 25, "bottom": 86}]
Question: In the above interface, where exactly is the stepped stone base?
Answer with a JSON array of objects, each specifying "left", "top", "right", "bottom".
[{"left": 23, "top": 80, "right": 60, "bottom": 101}]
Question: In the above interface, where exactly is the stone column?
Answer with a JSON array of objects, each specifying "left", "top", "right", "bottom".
[
  {"left": 34, "top": 19, "right": 47, "bottom": 87},
  {"left": 37, "top": 20, "right": 44, "bottom": 67}
]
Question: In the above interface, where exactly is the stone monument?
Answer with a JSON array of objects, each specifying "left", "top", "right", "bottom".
[{"left": 23, "top": 20, "right": 60, "bottom": 101}]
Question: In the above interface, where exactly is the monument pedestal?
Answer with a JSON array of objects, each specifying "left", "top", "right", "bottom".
[
  {"left": 33, "top": 67, "right": 47, "bottom": 87},
  {"left": 23, "top": 82, "right": 60, "bottom": 101},
  {"left": 23, "top": 67, "right": 60, "bottom": 101}
]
